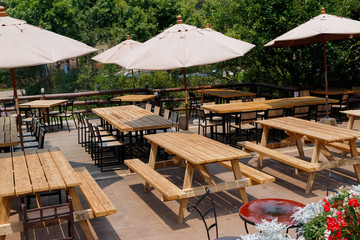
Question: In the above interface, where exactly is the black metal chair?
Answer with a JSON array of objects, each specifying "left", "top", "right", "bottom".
[
  {"left": 313, "top": 103, "right": 332, "bottom": 121},
  {"left": 229, "top": 110, "right": 258, "bottom": 145},
  {"left": 22, "top": 196, "right": 74, "bottom": 240},
  {"left": 292, "top": 105, "right": 310, "bottom": 120},
  {"left": 197, "top": 109, "right": 221, "bottom": 139},
  {"left": 189, "top": 91, "right": 201, "bottom": 117},
  {"left": 187, "top": 187, "right": 240, "bottom": 240}
]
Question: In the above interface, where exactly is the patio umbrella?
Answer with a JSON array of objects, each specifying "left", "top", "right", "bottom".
[
  {"left": 92, "top": 35, "right": 142, "bottom": 94},
  {"left": 113, "top": 16, "right": 255, "bottom": 129},
  {"left": 265, "top": 7, "right": 360, "bottom": 118},
  {"left": 200, "top": 23, "right": 255, "bottom": 103},
  {"left": 0, "top": 6, "right": 97, "bottom": 150}
]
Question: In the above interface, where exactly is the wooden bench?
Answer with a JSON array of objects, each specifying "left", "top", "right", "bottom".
[
  {"left": 75, "top": 167, "right": 116, "bottom": 217},
  {"left": 125, "top": 158, "right": 251, "bottom": 201},
  {"left": 237, "top": 141, "right": 321, "bottom": 172},
  {"left": 218, "top": 161, "right": 275, "bottom": 185},
  {"left": 327, "top": 142, "right": 360, "bottom": 155}
]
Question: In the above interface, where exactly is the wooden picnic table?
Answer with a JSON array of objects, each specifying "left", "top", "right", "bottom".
[
  {"left": 19, "top": 100, "right": 67, "bottom": 131},
  {"left": 111, "top": 94, "right": 156, "bottom": 102},
  {"left": 340, "top": 109, "right": 360, "bottom": 130},
  {"left": 0, "top": 116, "right": 18, "bottom": 148},
  {"left": 246, "top": 117, "right": 360, "bottom": 193},
  {"left": 0, "top": 147, "right": 106, "bottom": 239},
  {"left": 92, "top": 105, "right": 176, "bottom": 132},
  {"left": 195, "top": 88, "right": 256, "bottom": 99},
  {"left": 126, "top": 131, "right": 253, "bottom": 223},
  {"left": 201, "top": 96, "right": 339, "bottom": 141}
]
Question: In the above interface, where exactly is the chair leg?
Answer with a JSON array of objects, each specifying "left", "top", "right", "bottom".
[{"left": 65, "top": 117, "right": 70, "bottom": 132}]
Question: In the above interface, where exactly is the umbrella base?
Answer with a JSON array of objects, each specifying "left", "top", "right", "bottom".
[{"left": 320, "top": 117, "right": 337, "bottom": 126}]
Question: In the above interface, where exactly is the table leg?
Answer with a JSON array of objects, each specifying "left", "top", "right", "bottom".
[
  {"left": 349, "top": 139, "right": 360, "bottom": 183},
  {"left": 231, "top": 159, "right": 248, "bottom": 203},
  {"left": 295, "top": 138, "right": 305, "bottom": 160},
  {"left": 68, "top": 187, "right": 97, "bottom": 240},
  {"left": 178, "top": 162, "right": 194, "bottom": 223},
  {"left": 195, "top": 165, "right": 215, "bottom": 185},
  {"left": 0, "top": 197, "right": 12, "bottom": 240},
  {"left": 347, "top": 115, "right": 355, "bottom": 130},
  {"left": 258, "top": 126, "right": 269, "bottom": 169},
  {"left": 306, "top": 139, "right": 321, "bottom": 194},
  {"left": 145, "top": 142, "right": 158, "bottom": 192}
]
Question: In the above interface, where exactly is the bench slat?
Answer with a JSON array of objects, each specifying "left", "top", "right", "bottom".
[
  {"left": 238, "top": 141, "right": 320, "bottom": 172},
  {"left": 125, "top": 159, "right": 185, "bottom": 201},
  {"left": 75, "top": 167, "right": 116, "bottom": 217},
  {"left": 218, "top": 161, "right": 275, "bottom": 184}
]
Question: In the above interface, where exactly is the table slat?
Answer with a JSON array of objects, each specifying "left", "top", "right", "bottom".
[
  {"left": 0, "top": 153, "right": 14, "bottom": 197},
  {"left": 12, "top": 152, "right": 32, "bottom": 196},
  {"left": 24, "top": 150, "right": 49, "bottom": 193}
]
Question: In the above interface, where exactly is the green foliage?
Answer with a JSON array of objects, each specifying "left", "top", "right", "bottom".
[{"left": 301, "top": 212, "right": 327, "bottom": 240}]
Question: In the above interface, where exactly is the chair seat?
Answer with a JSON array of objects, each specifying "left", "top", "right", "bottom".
[
  {"left": 200, "top": 121, "right": 222, "bottom": 127},
  {"left": 230, "top": 123, "right": 256, "bottom": 131},
  {"left": 55, "top": 112, "right": 72, "bottom": 118},
  {"left": 332, "top": 104, "right": 346, "bottom": 108},
  {"left": 49, "top": 110, "right": 60, "bottom": 115},
  {"left": 206, "top": 116, "right": 222, "bottom": 121},
  {"left": 22, "top": 136, "right": 37, "bottom": 142},
  {"left": 101, "top": 140, "right": 124, "bottom": 148}
]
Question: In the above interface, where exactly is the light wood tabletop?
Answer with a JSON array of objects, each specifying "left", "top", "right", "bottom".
[
  {"left": 254, "top": 117, "right": 360, "bottom": 193},
  {"left": 0, "top": 116, "right": 18, "bottom": 148},
  {"left": 341, "top": 109, "right": 360, "bottom": 130},
  {"left": 92, "top": 105, "right": 177, "bottom": 132},
  {"left": 195, "top": 88, "right": 256, "bottom": 98},
  {"left": 19, "top": 99, "right": 67, "bottom": 108},
  {"left": 144, "top": 132, "right": 251, "bottom": 223},
  {"left": 201, "top": 96, "right": 339, "bottom": 114},
  {"left": 111, "top": 95, "right": 156, "bottom": 102}
]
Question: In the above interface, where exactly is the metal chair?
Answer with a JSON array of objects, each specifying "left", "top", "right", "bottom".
[
  {"left": 292, "top": 105, "right": 310, "bottom": 120},
  {"left": 332, "top": 93, "right": 349, "bottom": 122},
  {"left": 313, "top": 104, "right": 332, "bottom": 121},
  {"left": 197, "top": 109, "right": 221, "bottom": 139},
  {"left": 229, "top": 110, "right": 258, "bottom": 145},
  {"left": 22, "top": 196, "right": 74, "bottom": 240},
  {"left": 189, "top": 91, "right": 201, "bottom": 117},
  {"left": 187, "top": 187, "right": 240, "bottom": 240}
]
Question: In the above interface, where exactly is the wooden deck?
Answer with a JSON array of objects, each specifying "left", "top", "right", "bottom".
[{"left": 5, "top": 118, "right": 360, "bottom": 239}]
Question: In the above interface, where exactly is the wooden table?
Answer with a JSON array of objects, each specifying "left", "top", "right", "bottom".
[
  {"left": 111, "top": 94, "right": 156, "bottom": 102},
  {"left": 19, "top": 100, "right": 67, "bottom": 131},
  {"left": 201, "top": 96, "right": 339, "bottom": 141},
  {"left": 253, "top": 117, "right": 360, "bottom": 193},
  {"left": 140, "top": 132, "right": 251, "bottom": 223},
  {"left": 0, "top": 116, "right": 18, "bottom": 148},
  {"left": 340, "top": 109, "right": 360, "bottom": 130},
  {"left": 195, "top": 88, "right": 255, "bottom": 99},
  {"left": 0, "top": 148, "right": 95, "bottom": 239}
]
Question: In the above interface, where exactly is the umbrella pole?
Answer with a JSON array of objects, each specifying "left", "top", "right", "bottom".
[
  {"left": 11, "top": 68, "right": 24, "bottom": 151},
  {"left": 201, "top": 65, "right": 205, "bottom": 104},
  {"left": 183, "top": 67, "right": 189, "bottom": 130},
  {"left": 323, "top": 36, "right": 329, "bottom": 118},
  {"left": 132, "top": 69, "right": 135, "bottom": 94}
]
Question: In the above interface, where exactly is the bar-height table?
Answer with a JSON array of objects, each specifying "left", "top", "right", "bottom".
[
  {"left": 0, "top": 116, "right": 18, "bottom": 149},
  {"left": 201, "top": 96, "right": 339, "bottom": 142},
  {"left": 19, "top": 100, "right": 67, "bottom": 131}
]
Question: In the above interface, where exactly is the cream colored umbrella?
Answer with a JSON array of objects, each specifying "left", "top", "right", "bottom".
[
  {"left": 92, "top": 35, "right": 142, "bottom": 94},
  {"left": 265, "top": 8, "right": 360, "bottom": 118},
  {"left": 113, "top": 16, "right": 255, "bottom": 129},
  {"left": 0, "top": 6, "right": 97, "bottom": 149}
]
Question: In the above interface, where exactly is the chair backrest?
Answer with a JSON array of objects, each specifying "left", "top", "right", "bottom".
[
  {"left": 145, "top": 103, "right": 152, "bottom": 112},
  {"left": 22, "top": 196, "right": 74, "bottom": 240},
  {"left": 187, "top": 187, "right": 218, "bottom": 240},
  {"left": 178, "top": 115, "right": 187, "bottom": 131},
  {"left": 197, "top": 109, "right": 207, "bottom": 122},
  {"left": 87, "top": 122, "right": 96, "bottom": 140},
  {"left": 340, "top": 93, "right": 349, "bottom": 105},
  {"left": 299, "top": 90, "right": 310, "bottom": 97},
  {"left": 3, "top": 100, "right": 15, "bottom": 116},
  {"left": 153, "top": 106, "right": 161, "bottom": 115},
  {"left": 163, "top": 109, "right": 171, "bottom": 120},
  {"left": 239, "top": 110, "right": 257, "bottom": 124},
  {"left": 66, "top": 99, "right": 74, "bottom": 114},
  {"left": 202, "top": 102, "right": 215, "bottom": 115},
  {"left": 38, "top": 128, "right": 45, "bottom": 149},
  {"left": 242, "top": 97, "right": 253, "bottom": 102},
  {"left": 253, "top": 97, "right": 266, "bottom": 102},
  {"left": 316, "top": 104, "right": 331, "bottom": 118},
  {"left": 94, "top": 126, "right": 103, "bottom": 144},
  {"left": 229, "top": 100, "right": 242, "bottom": 103},
  {"left": 293, "top": 105, "right": 310, "bottom": 119},
  {"left": 265, "top": 108, "right": 284, "bottom": 119}
]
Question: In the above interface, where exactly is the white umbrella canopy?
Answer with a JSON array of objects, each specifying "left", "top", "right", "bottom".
[
  {"left": 265, "top": 8, "right": 360, "bottom": 117},
  {"left": 113, "top": 16, "right": 255, "bottom": 128},
  {"left": 0, "top": 6, "right": 96, "bottom": 150},
  {"left": 92, "top": 35, "right": 142, "bottom": 93}
]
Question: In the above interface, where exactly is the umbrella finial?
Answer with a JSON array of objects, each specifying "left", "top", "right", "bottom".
[
  {"left": 0, "top": 6, "right": 7, "bottom": 17},
  {"left": 176, "top": 15, "right": 183, "bottom": 24},
  {"left": 206, "top": 23, "right": 210, "bottom": 28},
  {"left": 321, "top": 7, "right": 326, "bottom": 14},
  {"left": 127, "top": 35, "right": 130, "bottom": 40}
]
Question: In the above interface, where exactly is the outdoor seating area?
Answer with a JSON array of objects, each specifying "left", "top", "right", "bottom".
[{"left": 3, "top": 3, "right": 360, "bottom": 239}]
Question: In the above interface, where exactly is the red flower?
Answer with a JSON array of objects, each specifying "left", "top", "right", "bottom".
[
  {"left": 348, "top": 198, "right": 360, "bottom": 207},
  {"left": 323, "top": 198, "right": 331, "bottom": 212}
]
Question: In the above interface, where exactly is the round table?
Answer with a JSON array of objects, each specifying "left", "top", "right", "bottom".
[{"left": 239, "top": 198, "right": 305, "bottom": 234}]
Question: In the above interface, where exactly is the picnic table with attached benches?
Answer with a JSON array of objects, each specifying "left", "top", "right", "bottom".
[
  {"left": 0, "top": 116, "right": 18, "bottom": 149},
  {"left": 238, "top": 117, "right": 360, "bottom": 193},
  {"left": 125, "top": 131, "right": 275, "bottom": 223},
  {"left": 0, "top": 148, "right": 116, "bottom": 239}
]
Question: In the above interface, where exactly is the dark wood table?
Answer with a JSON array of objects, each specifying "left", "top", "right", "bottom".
[{"left": 239, "top": 198, "right": 305, "bottom": 233}]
